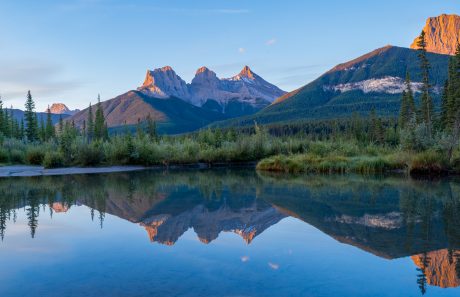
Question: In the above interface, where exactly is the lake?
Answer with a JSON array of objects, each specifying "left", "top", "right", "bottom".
[{"left": 0, "top": 169, "right": 459, "bottom": 297}]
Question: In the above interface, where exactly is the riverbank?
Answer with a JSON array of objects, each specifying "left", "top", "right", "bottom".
[
  {"left": 256, "top": 149, "right": 460, "bottom": 175},
  {"left": 0, "top": 165, "right": 148, "bottom": 177},
  {"left": 0, "top": 162, "right": 258, "bottom": 177}
]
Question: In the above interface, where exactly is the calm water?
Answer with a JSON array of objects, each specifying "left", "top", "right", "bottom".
[{"left": 0, "top": 169, "right": 460, "bottom": 297}]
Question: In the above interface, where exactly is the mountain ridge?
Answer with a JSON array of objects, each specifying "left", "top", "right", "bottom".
[
  {"left": 214, "top": 45, "right": 450, "bottom": 128},
  {"left": 138, "top": 65, "right": 286, "bottom": 113}
]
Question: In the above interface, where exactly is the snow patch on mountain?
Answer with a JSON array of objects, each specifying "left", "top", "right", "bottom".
[
  {"left": 329, "top": 212, "right": 403, "bottom": 230},
  {"left": 324, "top": 76, "right": 424, "bottom": 94}
]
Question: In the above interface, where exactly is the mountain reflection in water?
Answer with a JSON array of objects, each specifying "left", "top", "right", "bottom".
[{"left": 0, "top": 169, "right": 460, "bottom": 296}]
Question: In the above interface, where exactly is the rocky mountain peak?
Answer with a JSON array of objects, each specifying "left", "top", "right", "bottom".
[
  {"left": 193, "top": 66, "right": 218, "bottom": 81},
  {"left": 159, "top": 66, "right": 174, "bottom": 72},
  {"left": 238, "top": 65, "right": 255, "bottom": 79},
  {"left": 46, "top": 103, "right": 79, "bottom": 115},
  {"left": 195, "top": 66, "right": 212, "bottom": 75},
  {"left": 410, "top": 14, "right": 460, "bottom": 55},
  {"left": 138, "top": 65, "right": 286, "bottom": 109},
  {"left": 139, "top": 66, "right": 190, "bottom": 100}
]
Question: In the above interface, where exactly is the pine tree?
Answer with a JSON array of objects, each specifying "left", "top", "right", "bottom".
[
  {"left": 146, "top": 114, "right": 157, "bottom": 140},
  {"left": 45, "top": 106, "right": 55, "bottom": 141},
  {"left": 87, "top": 103, "right": 94, "bottom": 142},
  {"left": 24, "top": 91, "right": 38, "bottom": 142},
  {"left": 94, "top": 94, "right": 106, "bottom": 140},
  {"left": 416, "top": 31, "right": 434, "bottom": 135},
  {"left": 399, "top": 89, "right": 409, "bottom": 129},
  {"left": 19, "top": 119, "right": 24, "bottom": 139},
  {"left": 39, "top": 116, "right": 46, "bottom": 142},
  {"left": 3, "top": 107, "right": 11, "bottom": 138},
  {"left": 440, "top": 80, "right": 449, "bottom": 130},
  {"left": 82, "top": 120, "right": 86, "bottom": 139},
  {"left": 11, "top": 109, "right": 18, "bottom": 139}
]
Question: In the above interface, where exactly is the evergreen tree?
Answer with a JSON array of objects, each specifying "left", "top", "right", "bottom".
[
  {"left": 440, "top": 80, "right": 449, "bottom": 130},
  {"left": 45, "top": 106, "right": 55, "bottom": 141},
  {"left": 19, "top": 119, "right": 24, "bottom": 139},
  {"left": 103, "top": 123, "right": 109, "bottom": 140},
  {"left": 87, "top": 103, "right": 94, "bottom": 142},
  {"left": 3, "top": 106, "right": 11, "bottom": 138},
  {"left": 24, "top": 91, "right": 38, "bottom": 142},
  {"left": 39, "top": 116, "right": 46, "bottom": 141},
  {"left": 82, "top": 120, "right": 86, "bottom": 139},
  {"left": 416, "top": 31, "right": 434, "bottom": 135},
  {"left": 146, "top": 114, "right": 157, "bottom": 140},
  {"left": 136, "top": 118, "right": 144, "bottom": 138},
  {"left": 94, "top": 94, "right": 106, "bottom": 140}
]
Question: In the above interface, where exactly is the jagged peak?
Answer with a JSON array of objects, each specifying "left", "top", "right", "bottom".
[
  {"left": 196, "top": 66, "right": 211, "bottom": 74},
  {"left": 157, "top": 65, "right": 174, "bottom": 72},
  {"left": 238, "top": 65, "right": 255, "bottom": 79}
]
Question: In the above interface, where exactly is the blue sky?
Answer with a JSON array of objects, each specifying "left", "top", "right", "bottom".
[{"left": 0, "top": 0, "right": 459, "bottom": 111}]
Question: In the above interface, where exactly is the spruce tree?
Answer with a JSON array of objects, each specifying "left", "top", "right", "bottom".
[
  {"left": 87, "top": 103, "right": 94, "bottom": 142},
  {"left": 416, "top": 31, "right": 434, "bottom": 135},
  {"left": 146, "top": 114, "right": 157, "bottom": 140},
  {"left": 24, "top": 91, "right": 38, "bottom": 142},
  {"left": 39, "top": 116, "right": 46, "bottom": 142},
  {"left": 399, "top": 90, "right": 409, "bottom": 129},
  {"left": 94, "top": 95, "right": 106, "bottom": 140},
  {"left": 440, "top": 80, "right": 449, "bottom": 130},
  {"left": 19, "top": 119, "right": 24, "bottom": 139},
  {"left": 45, "top": 106, "right": 55, "bottom": 141}
]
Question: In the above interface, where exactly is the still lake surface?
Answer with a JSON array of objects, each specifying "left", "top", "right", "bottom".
[{"left": 0, "top": 169, "right": 459, "bottom": 297}]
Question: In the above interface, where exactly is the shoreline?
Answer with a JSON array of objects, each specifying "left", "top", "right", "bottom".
[{"left": 0, "top": 162, "right": 258, "bottom": 178}]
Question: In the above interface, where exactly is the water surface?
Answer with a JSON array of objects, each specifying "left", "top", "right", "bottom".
[{"left": 0, "top": 169, "right": 459, "bottom": 297}]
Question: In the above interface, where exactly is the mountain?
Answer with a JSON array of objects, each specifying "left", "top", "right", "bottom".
[
  {"left": 66, "top": 90, "right": 226, "bottom": 135},
  {"left": 411, "top": 14, "right": 460, "bottom": 55},
  {"left": 412, "top": 249, "right": 460, "bottom": 288},
  {"left": 138, "top": 65, "right": 286, "bottom": 117},
  {"left": 215, "top": 46, "right": 450, "bottom": 127},
  {"left": 46, "top": 103, "right": 79, "bottom": 115},
  {"left": 9, "top": 109, "right": 70, "bottom": 125},
  {"left": 66, "top": 65, "right": 284, "bottom": 134}
]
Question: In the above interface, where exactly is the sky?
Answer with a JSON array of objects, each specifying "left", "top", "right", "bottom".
[{"left": 0, "top": 0, "right": 459, "bottom": 111}]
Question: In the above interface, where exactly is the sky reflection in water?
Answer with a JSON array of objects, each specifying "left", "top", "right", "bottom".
[{"left": 0, "top": 169, "right": 459, "bottom": 297}]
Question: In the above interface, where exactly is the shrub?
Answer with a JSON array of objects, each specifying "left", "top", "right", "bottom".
[
  {"left": 410, "top": 150, "right": 448, "bottom": 175},
  {"left": 75, "top": 143, "right": 105, "bottom": 166},
  {"left": 0, "top": 149, "right": 8, "bottom": 164},
  {"left": 10, "top": 150, "right": 26, "bottom": 164},
  {"left": 43, "top": 152, "right": 65, "bottom": 169},
  {"left": 26, "top": 148, "right": 46, "bottom": 165}
]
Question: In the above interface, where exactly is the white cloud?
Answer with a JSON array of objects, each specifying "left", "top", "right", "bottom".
[
  {"left": 0, "top": 59, "right": 81, "bottom": 107},
  {"left": 238, "top": 47, "right": 246, "bottom": 54},
  {"left": 241, "top": 256, "right": 250, "bottom": 262},
  {"left": 266, "top": 38, "right": 277, "bottom": 46}
]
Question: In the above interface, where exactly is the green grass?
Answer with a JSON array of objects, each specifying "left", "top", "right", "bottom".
[{"left": 256, "top": 145, "right": 456, "bottom": 175}]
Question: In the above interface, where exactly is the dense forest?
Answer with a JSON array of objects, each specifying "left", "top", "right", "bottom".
[{"left": 0, "top": 31, "right": 459, "bottom": 175}]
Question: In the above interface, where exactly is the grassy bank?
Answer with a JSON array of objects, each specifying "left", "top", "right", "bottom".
[
  {"left": 256, "top": 141, "right": 459, "bottom": 175},
  {"left": 0, "top": 130, "right": 308, "bottom": 168}
]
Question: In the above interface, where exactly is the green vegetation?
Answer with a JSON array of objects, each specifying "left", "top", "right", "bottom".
[
  {"left": 0, "top": 32, "right": 459, "bottom": 176},
  {"left": 214, "top": 46, "right": 450, "bottom": 127},
  {"left": 257, "top": 32, "right": 460, "bottom": 175}
]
